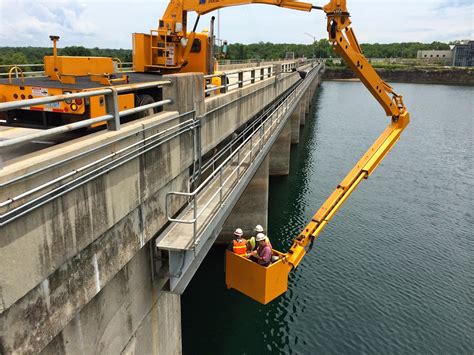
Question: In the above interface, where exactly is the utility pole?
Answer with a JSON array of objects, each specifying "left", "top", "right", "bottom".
[{"left": 304, "top": 32, "right": 316, "bottom": 58}]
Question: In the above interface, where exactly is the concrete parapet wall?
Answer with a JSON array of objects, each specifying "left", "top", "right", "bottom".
[
  {"left": 202, "top": 68, "right": 308, "bottom": 156},
  {"left": 39, "top": 247, "right": 181, "bottom": 355},
  {"left": 0, "top": 103, "right": 194, "bottom": 352}
]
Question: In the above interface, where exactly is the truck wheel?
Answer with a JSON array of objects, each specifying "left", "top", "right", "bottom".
[{"left": 135, "top": 94, "right": 156, "bottom": 118}]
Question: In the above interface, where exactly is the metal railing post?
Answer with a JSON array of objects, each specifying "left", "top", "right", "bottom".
[
  {"left": 220, "top": 74, "right": 227, "bottom": 94},
  {"left": 237, "top": 148, "right": 241, "bottom": 178},
  {"left": 219, "top": 169, "right": 223, "bottom": 202},
  {"left": 250, "top": 134, "right": 253, "bottom": 159},
  {"left": 193, "top": 196, "right": 197, "bottom": 245},
  {"left": 105, "top": 88, "right": 120, "bottom": 131}
]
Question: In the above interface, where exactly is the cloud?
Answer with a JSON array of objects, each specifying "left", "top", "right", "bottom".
[
  {"left": 0, "top": 0, "right": 472, "bottom": 48},
  {"left": 0, "top": 0, "right": 97, "bottom": 47}
]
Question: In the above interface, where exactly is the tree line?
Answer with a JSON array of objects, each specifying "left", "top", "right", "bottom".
[
  {"left": 0, "top": 47, "right": 132, "bottom": 72},
  {"left": 226, "top": 40, "right": 450, "bottom": 60},
  {"left": 0, "top": 41, "right": 451, "bottom": 71}
]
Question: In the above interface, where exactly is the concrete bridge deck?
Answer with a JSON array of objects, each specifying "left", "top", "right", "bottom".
[{"left": 0, "top": 60, "right": 323, "bottom": 354}]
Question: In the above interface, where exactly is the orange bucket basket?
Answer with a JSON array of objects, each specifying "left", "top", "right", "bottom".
[{"left": 225, "top": 249, "right": 291, "bottom": 304}]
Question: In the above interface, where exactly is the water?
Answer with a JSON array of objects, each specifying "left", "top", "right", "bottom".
[{"left": 182, "top": 82, "right": 473, "bottom": 354}]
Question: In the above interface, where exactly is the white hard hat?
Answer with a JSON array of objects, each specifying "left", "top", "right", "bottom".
[
  {"left": 256, "top": 233, "right": 266, "bottom": 242},
  {"left": 234, "top": 228, "right": 243, "bottom": 237},
  {"left": 254, "top": 225, "right": 264, "bottom": 233}
]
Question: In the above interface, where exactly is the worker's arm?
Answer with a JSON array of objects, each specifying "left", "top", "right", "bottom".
[{"left": 285, "top": 0, "right": 410, "bottom": 269}]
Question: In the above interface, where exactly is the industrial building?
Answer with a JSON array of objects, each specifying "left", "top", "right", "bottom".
[
  {"left": 452, "top": 41, "right": 474, "bottom": 67},
  {"left": 417, "top": 50, "right": 453, "bottom": 64}
]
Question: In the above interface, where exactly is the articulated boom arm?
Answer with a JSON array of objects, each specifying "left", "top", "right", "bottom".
[
  {"left": 160, "top": 0, "right": 313, "bottom": 37},
  {"left": 285, "top": 0, "right": 410, "bottom": 269},
  {"left": 159, "top": 0, "right": 314, "bottom": 68}
]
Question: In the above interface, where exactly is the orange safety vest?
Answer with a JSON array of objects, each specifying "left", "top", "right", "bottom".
[{"left": 232, "top": 239, "right": 247, "bottom": 255}]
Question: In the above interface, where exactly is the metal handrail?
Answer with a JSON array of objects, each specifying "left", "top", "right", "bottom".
[
  {"left": 0, "top": 80, "right": 172, "bottom": 149},
  {"left": 204, "top": 59, "right": 314, "bottom": 95},
  {"left": 198, "top": 87, "right": 292, "bottom": 179},
  {"left": 165, "top": 64, "right": 320, "bottom": 246},
  {"left": 0, "top": 112, "right": 198, "bottom": 225}
]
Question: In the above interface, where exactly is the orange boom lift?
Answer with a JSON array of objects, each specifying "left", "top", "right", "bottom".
[{"left": 225, "top": 0, "right": 410, "bottom": 304}]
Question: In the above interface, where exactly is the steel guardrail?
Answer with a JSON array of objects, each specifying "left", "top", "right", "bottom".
[
  {"left": 0, "top": 109, "right": 198, "bottom": 226},
  {"left": 0, "top": 80, "right": 172, "bottom": 150}
]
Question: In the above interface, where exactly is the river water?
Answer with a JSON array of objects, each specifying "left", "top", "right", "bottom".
[{"left": 182, "top": 82, "right": 473, "bottom": 354}]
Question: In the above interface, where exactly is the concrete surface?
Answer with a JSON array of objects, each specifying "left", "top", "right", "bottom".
[{"left": 269, "top": 119, "right": 291, "bottom": 176}]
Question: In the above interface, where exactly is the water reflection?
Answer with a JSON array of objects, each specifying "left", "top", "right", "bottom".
[{"left": 182, "top": 82, "right": 473, "bottom": 354}]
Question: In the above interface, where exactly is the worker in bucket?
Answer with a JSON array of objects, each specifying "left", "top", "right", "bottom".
[
  {"left": 249, "top": 233, "right": 272, "bottom": 267},
  {"left": 247, "top": 224, "right": 272, "bottom": 252},
  {"left": 232, "top": 228, "right": 247, "bottom": 255}
]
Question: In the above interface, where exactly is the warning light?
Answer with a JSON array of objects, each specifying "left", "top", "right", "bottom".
[
  {"left": 70, "top": 103, "right": 78, "bottom": 111},
  {"left": 75, "top": 98, "right": 83, "bottom": 105}
]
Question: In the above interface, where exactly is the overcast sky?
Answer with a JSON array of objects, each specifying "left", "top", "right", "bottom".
[{"left": 0, "top": 0, "right": 472, "bottom": 48}]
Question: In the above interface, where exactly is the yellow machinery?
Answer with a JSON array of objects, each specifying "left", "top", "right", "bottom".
[
  {"left": 0, "top": 36, "right": 145, "bottom": 127},
  {"left": 226, "top": 0, "right": 410, "bottom": 304},
  {"left": 132, "top": 0, "right": 315, "bottom": 74}
]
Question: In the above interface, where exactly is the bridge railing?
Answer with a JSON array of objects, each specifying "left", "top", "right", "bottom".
[
  {"left": 0, "top": 80, "right": 172, "bottom": 159},
  {"left": 0, "top": 62, "right": 134, "bottom": 78},
  {"left": 165, "top": 63, "right": 321, "bottom": 247},
  {"left": 0, "top": 108, "right": 198, "bottom": 226},
  {"left": 204, "top": 61, "right": 304, "bottom": 95}
]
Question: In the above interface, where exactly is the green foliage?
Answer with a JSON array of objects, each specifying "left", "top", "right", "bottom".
[
  {"left": 360, "top": 41, "right": 450, "bottom": 58},
  {"left": 224, "top": 40, "right": 451, "bottom": 60},
  {"left": 0, "top": 46, "right": 132, "bottom": 72},
  {"left": 60, "top": 46, "right": 93, "bottom": 56},
  {"left": 0, "top": 41, "right": 453, "bottom": 72}
]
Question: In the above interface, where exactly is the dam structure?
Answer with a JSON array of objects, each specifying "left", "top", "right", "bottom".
[{"left": 0, "top": 60, "right": 324, "bottom": 354}]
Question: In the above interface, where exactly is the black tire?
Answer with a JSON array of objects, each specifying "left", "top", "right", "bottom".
[{"left": 135, "top": 94, "right": 156, "bottom": 119}]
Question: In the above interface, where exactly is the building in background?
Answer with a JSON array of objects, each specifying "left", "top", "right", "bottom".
[
  {"left": 452, "top": 41, "right": 474, "bottom": 67},
  {"left": 417, "top": 50, "right": 452, "bottom": 65}
]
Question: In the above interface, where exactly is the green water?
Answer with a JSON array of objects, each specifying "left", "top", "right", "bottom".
[{"left": 182, "top": 82, "right": 473, "bottom": 354}]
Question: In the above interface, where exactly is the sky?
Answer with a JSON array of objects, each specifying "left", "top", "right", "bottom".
[{"left": 0, "top": 0, "right": 472, "bottom": 48}]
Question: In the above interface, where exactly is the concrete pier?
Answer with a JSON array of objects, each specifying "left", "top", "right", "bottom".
[
  {"left": 290, "top": 107, "right": 300, "bottom": 144},
  {"left": 269, "top": 119, "right": 291, "bottom": 176},
  {"left": 299, "top": 99, "right": 306, "bottom": 126}
]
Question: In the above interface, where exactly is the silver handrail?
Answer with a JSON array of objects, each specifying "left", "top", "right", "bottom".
[{"left": 0, "top": 80, "right": 172, "bottom": 150}]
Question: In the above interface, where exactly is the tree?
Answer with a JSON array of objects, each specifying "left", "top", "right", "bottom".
[{"left": 60, "top": 46, "right": 93, "bottom": 56}]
